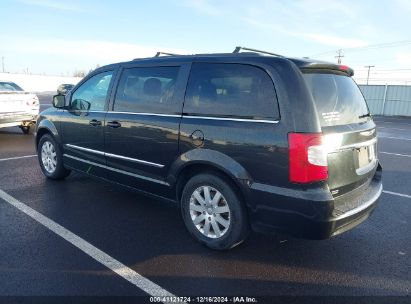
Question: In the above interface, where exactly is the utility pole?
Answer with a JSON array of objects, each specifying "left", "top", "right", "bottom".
[
  {"left": 364, "top": 65, "right": 375, "bottom": 85},
  {"left": 1, "top": 56, "right": 4, "bottom": 73},
  {"left": 335, "top": 49, "right": 344, "bottom": 64}
]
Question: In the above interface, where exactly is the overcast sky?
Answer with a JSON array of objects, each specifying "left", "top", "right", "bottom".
[{"left": 1, "top": 0, "right": 411, "bottom": 84}]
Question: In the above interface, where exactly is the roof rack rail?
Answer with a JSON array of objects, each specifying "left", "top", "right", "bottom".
[
  {"left": 233, "top": 46, "right": 284, "bottom": 57},
  {"left": 154, "top": 51, "right": 180, "bottom": 57}
]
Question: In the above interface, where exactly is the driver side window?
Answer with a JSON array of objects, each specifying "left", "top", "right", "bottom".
[{"left": 71, "top": 71, "right": 113, "bottom": 111}]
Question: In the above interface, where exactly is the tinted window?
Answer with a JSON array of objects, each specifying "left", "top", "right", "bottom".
[
  {"left": 113, "top": 66, "right": 179, "bottom": 113},
  {"left": 302, "top": 73, "right": 369, "bottom": 127},
  {"left": 0, "top": 81, "right": 23, "bottom": 91},
  {"left": 71, "top": 71, "right": 113, "bottom": 111},
  {"left": 184, "top": 63, "right": 279, "bottom": 120}
]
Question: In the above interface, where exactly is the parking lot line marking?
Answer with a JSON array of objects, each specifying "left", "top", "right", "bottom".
[
  {"left": 378, "top": 135, "right": 411, "bottom": 141},
  {"left": 383, "top": 190, "right": 411, "bottom": 199},
  {"left": 380, "top": 151, "right": 411, "bottom": 158},
  {"left": 0, "top": 189, "right": 177, "bottom": 300},
  {"left": 0, "top": 155, "right": 37, "bottom": 162}
]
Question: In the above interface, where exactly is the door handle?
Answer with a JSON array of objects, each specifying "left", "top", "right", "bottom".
[
  {"left": 89, "top": 119, "right": 102, "bottom": 126},
  {"left": 107, "top": 121, "right": 122, "bottom": 128}
]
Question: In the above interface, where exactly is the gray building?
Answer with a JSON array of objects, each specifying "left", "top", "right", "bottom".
[{"left": 359, "top": 85, "right": 411, "bottom": 116}]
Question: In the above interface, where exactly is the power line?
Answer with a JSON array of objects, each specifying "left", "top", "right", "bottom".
[
  {"left": 355, "top": 78, "right": 411, "bottom": 83},
  {"left": 357, "top": 71, "right": 411, "bottom": 75},
  {"left": 354, "top": 40, "right": 411, "bottom": 52},
  {"left": 355, "top": 76, "right": 411, "bottom": 80},
  {"left": 309, "top": 39, "right": 411, "bottom": 57},
  {"left": 355, "top": 78, "right": 411, "bottom": 81},
  {"left": 355, "top": 68, "right": 411, "bottom": 72}
]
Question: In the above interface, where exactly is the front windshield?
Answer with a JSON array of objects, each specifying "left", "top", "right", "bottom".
[{"left": 0, "top": 81, "right": 24, "bottom": 91}]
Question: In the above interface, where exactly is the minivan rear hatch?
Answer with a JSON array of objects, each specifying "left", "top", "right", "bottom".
[{"left": 301, "top": 66, "right": 377, "bottom": 196}]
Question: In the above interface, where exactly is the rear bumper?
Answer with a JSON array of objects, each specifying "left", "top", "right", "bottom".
[
  {"left": 0, "top": 113, "right": 37, "bottom": 128},
  {"left": 248, "top": 163, "right": 382, "bottom": 239}
]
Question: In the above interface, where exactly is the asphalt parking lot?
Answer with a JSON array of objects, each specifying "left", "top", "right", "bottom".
[{"left": 0, "top": 105, "right": 410, "bottom": 302}]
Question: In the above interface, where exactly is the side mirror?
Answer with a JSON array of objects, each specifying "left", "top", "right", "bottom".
[{"left": 52, "top": 95, "right": 66, "bottom": 108}]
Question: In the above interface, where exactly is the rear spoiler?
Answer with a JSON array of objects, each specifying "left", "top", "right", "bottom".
[{"left": 299, "top": 63, "right": 354, "bottom": 77}]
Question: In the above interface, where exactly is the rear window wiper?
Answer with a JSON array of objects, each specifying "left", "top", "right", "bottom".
[{"left": 359, "top": 113, "right": 371, "bottom": 119}]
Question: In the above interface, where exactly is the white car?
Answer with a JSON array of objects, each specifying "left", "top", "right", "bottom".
[{"left": 0, "top": 81, "right": 39, "bottom": 134}]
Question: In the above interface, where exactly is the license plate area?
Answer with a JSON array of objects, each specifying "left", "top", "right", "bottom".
[{"left": 357, "top": 144, "right": 376, "bottom": 168}]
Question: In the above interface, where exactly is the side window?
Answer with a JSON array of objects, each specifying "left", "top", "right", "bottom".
[
  {"left": 113, "top": 66, "right": 179, "bottom": 113},
  {"left": 71, "top": 71, "right": 113, "bottom": 111},
  {"left": 184, "top": 63, "right": 279, "bottom": 120}
]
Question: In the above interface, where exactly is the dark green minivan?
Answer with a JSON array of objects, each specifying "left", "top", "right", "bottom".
[{"left": 35, "top": 47, "right": 382, "bottom": 250}]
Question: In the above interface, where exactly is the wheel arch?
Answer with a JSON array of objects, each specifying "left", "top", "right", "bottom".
[
  {"left": 169, "top": 149, "right": 252, "bottom": 206},
  {"left": 35, "top": 119, "right": 60, "bottom": 150}
]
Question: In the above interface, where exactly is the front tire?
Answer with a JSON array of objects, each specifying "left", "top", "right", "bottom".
[
  {"left": 37, "top": 134, "right": 71, "bottom": 180},
  {"left": 181, "top": 173, "right": 249, "bottom": 250}
]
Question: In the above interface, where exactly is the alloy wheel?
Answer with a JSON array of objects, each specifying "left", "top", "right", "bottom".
[
  {"left": 41, "top": 141, "right": 57, "bottom": 174},
  {"left": 189, "top": 185, "right": 231, "bottom": 239}
]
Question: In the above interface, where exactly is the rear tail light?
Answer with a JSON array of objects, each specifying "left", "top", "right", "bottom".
[{"left": 288, "top": 133, "right": 328, "bottom": 183}]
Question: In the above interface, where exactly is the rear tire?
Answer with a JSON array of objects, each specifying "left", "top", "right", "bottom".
[
  {"left": 37, "top": 134, "right": 71, "bottom": 180},
  {"left": 20, "top": 126, "right": 30, "bottom": 134},
  {"left": 181, "top": 173, "right": 249, "bottom": 250}
]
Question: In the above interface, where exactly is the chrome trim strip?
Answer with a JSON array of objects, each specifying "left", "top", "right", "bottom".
[
  {"left": 68, "top": 110, "right": 180, "bottom": 117},
  {"left": 337, "top": 137, "right": 377, "bottom": 151},
  {"left": 182, "top": 115, "right": 280, "bottom": 124},
  {"left": 63, "top": 154, "right": 169, "bottom": 186},
  {"left": 65, "top": 144, "right": 164, "bottom": 168},
  {"left": 333, "top": 183, "right": 382, "bottom": 221},
  {"left": 108, "top": 111, "right": 181, "bottom": 118},
  {"left": 105, "top": 152, "right": 164, "bottom": 168},
  {"left": 110, "top": 111, "right": 279, "bottom": 123},
  {"left": 67, "top": 110, "right": 279, "bottom": 123},
  {"left": 66, "top": 110, "right": 107, "bottom": 114},
  {"left": 65, "top": 144, "right": 105, "bottom": 156}
]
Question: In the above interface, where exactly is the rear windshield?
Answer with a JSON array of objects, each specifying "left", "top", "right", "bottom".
[
  {"left": 302, "top": 72, "right": 369, "bottom": 127},
  {"left": 0, "top": 81, "right": 24, "bottom": 92}
]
